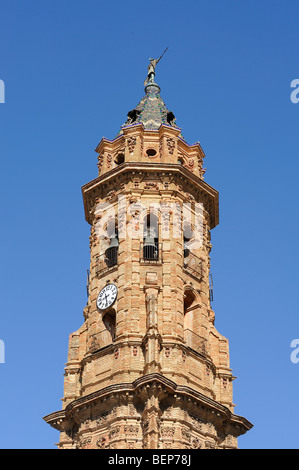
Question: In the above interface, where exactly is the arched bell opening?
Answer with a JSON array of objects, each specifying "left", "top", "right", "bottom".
[
  {"left": 102, "top": 308, "right": 116, "bottom": 343},
  {"left": 142, "top": 212, "right": 159, "bottom": 260},
  {"left": 105, "top": 219, "right": 119, "bottom": 268},
  {"left": 183, "top": 222, "right": 194, "bottom": 258}
]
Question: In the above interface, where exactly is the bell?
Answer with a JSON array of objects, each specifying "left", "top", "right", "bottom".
[
  {"left": 108, "top": 233, "right": 119, "bottom": 249},
  {"left": 143, "top": 231, "right": 156, "bottom": 248},
  {"left": 183, "top": 235, "right": 190, "bottom": 258},
  {"left": 143, "top": 227, "right": 157, "bottom": 259},
  {"left": 183, "top": 242, "right": 190, "bottom": 258},
  {"left": 105, "top": 233, "right": 119, "bottom": 267}
]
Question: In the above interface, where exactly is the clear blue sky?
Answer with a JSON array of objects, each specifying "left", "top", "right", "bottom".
[{"left": 0, "top": 0, "right": 299, "bottom": 449}]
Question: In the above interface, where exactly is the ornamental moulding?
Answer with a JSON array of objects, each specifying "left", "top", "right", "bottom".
[
  {"left": 81, "top": 162, "right": 219, "bottom": 227},
  {"left": 43, "top": 373, "right": 252, "bottom": 434}
]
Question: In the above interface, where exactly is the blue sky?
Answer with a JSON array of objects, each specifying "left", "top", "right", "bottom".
[{"left": 0, "top": 0, "right": 299, "bottom": 449}]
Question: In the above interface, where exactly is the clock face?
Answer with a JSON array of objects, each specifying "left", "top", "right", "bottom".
[{"left": 96, "top": 283, "right": 118, "bottom": 311}]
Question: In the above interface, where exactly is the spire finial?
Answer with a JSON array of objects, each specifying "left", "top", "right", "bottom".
[{"left": 144, "top": 47, "right": 168, "bottom": 87}]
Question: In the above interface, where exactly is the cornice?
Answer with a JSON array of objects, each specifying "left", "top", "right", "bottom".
[
  {"left": 43, "top": 372, "right": 253, "bottom": 434},
  {"left": 81, "top": 162, "right": 219, "bottom": 227},
  {"left": 95, "top": 124, "right": 184, "bottom": 154}
]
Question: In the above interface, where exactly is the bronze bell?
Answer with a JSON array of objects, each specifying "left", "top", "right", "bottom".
[
  {"left": 105, "top": 233, "right": 119, "bottom": 267},
  {"left": 143, "top": 227, "right": 157, "bottom": 259}
]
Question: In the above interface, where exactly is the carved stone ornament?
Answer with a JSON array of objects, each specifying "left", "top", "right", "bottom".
[
  {"left": 89, "top": 225, "right": 97, "bottom": 250},
  {"left": 144, "top": 181, "right": 159, "bottom": 190},
  {"left": 160, "top": 202, "right": 171, "bottom": 237},
  {"left": 127, "top": 136, "right": 137, "bottom": 153},
  {"left": 161, "top": 426, "right": 175, "bottom": 438},
  {"left": 78, "top": 435, "right": 92, "bottom": 448},
  {"left": 166, "top": 138, "right": 175, "bottom": 155},
  {"left": 189, "top": 414, "right": 203, "bottom": 431},
  {"left": 181, "top": 428, "right": 191, "bottom": 443},
  {"left": 192, "top": 437, "right": 201, "bottom": 449},
  {"left": 188, "top": 159, "right": 195, "bottom": 171},
  {"left": 109, "top": 426, "right": 121, "bottom": 439},
  {"left": 95, "top": 411, "right": 109, "bottom": 426},
  {"left": 107, "top": 154, "right": 113, "bottom": 169},
  {"left": 97, "top": 154, "right": 104, "bottom": 170},
  {"left": 106, "top": 189, "right": 117, "bottom": 201},
  {"left": 96, "top": 436, "right": 108, "bottom": 449},
  {"left": 159, "top": 139, "right": 163, "bottom": 158},
  {"left": 124, "top": 425, "right": 139, "bottom": 437}
]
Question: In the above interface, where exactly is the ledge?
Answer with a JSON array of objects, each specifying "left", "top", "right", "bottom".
[
  {"left": 43, "top": 372, "right": 253, "bottom": 434},
  {"left": 81, "top": 162, "right": 219, "bottom": 227}
]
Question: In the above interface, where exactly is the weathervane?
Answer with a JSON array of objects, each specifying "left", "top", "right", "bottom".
[{"left": 144, "top": 47, "right": 168, "bottom": 86}]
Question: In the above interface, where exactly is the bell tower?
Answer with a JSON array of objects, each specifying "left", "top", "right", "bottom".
[{"left": 43, "top": 60, "right": 252, "bottom": 449}]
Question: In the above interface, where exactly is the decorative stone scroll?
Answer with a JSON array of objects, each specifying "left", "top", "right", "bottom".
[
  {"left": 144, "top": 181, "right": 159, "bottom": 190},
  {"left": 97, "top": 154, "right": 104, "bottom": 170},
  {"left": 181, "top": 427, "right": 191, "bottom": 443},
  {"left": 190, "top": 159, "right": 196, "bottom": 171},
  {"left": 124, "top": 425, "right": 139, "bottom": 437},
  {"left": 127, "top": 136, "right": 137, "bottom": 153},
  {"left": 96, "top": 435, "right": 108, "bottom": 449},
  {"left": 166, "top": 138, "right": 175, "bottom": 155},
  {"left": 161, "top": 426, "right": 175, "bottom": 438},
  {"left": 107, "top": 154, "right": 113, "bottom": 169},
  {"left": 78, "top": 435, "right": 92, "bottom": 448}
]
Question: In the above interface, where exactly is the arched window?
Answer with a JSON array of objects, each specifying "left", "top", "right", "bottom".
[
  {"left": 184, "top": 289, "right": 196, "bottom": 331},
  {"left": 103, "top": 308, "right": 116, "bottom": 343},
  {"left": 183, "top": 289, "right": 206, "bottom": 354}
]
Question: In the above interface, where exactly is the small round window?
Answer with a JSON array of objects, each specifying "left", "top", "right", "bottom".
[
  {"left": 146, "top": 149, "right": 157, "bottom": 157},
  {"left": 115, "top": 153, "right": 125, "bottom": 165}
]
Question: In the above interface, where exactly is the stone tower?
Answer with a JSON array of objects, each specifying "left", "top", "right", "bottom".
[{"left": 43, "top": 63, "right": 252, "bottom": 449}]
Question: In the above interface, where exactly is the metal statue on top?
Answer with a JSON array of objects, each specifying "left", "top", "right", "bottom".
[{"left": 144, "top": 47, "right": 168, "bottom": 86}]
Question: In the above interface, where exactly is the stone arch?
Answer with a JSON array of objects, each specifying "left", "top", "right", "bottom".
[
  {"left": 183, "top": 286, "right": 203, "bottom": 352},
  {"left": 183, "top": 287, "right": 197, "bottom": 331}
]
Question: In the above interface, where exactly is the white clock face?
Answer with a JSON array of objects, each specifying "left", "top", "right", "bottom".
[{"left": 96, "top": 284, "right": 118, "bottom": 311}]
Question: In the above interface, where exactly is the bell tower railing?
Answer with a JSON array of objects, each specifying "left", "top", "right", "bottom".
[
  {"left": 95, "top": 248, "right": 118, "bottom": 276},
  {"left": 140, "top": 241, "right": 162, "bottom": 263}
]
